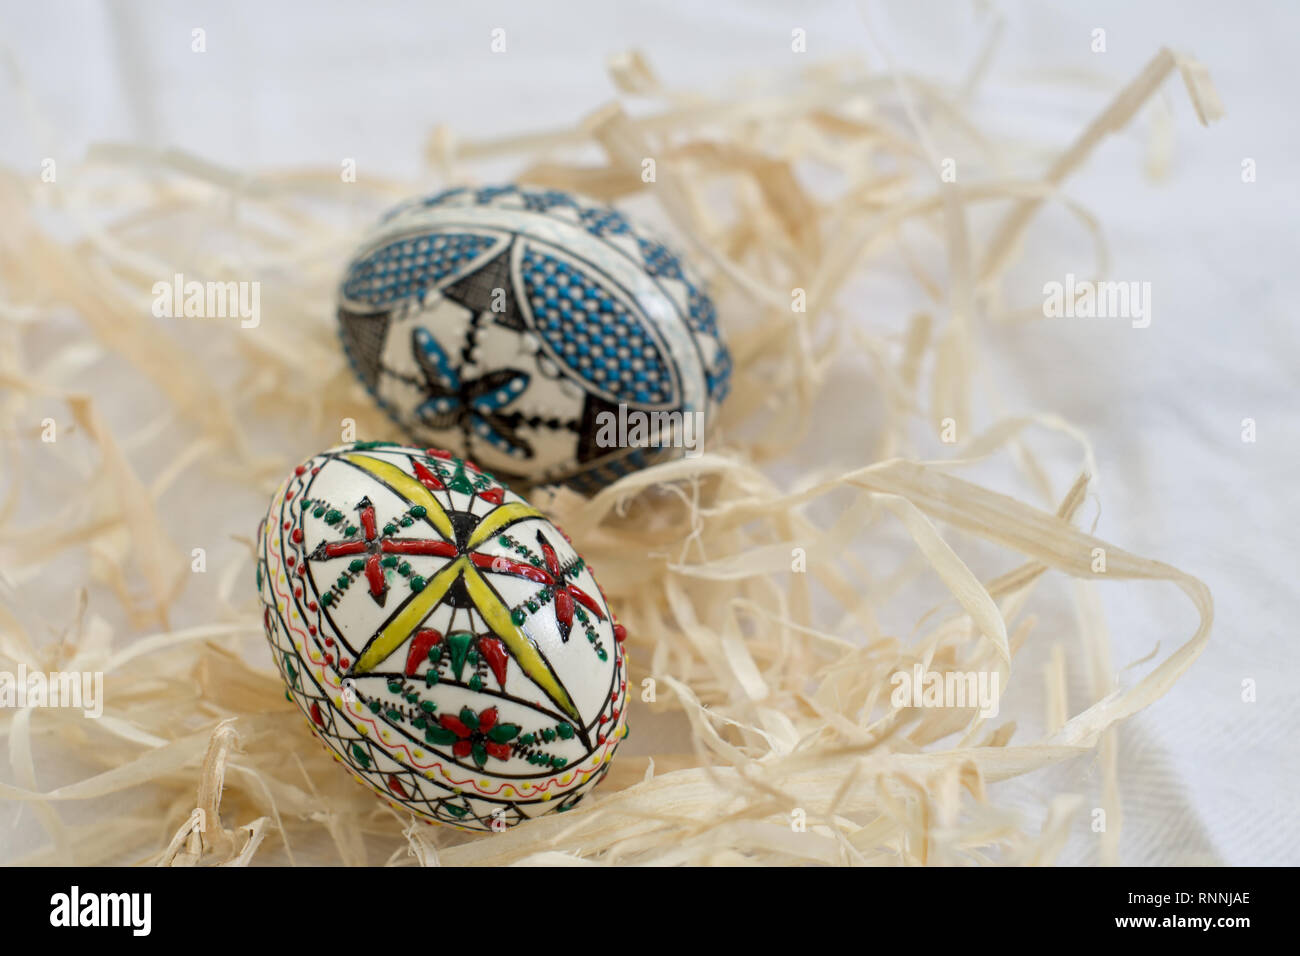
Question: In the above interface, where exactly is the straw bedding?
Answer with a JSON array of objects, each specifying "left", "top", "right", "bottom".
[{"left": 0, "top": 43, "right": 1222, "bottom": 865}]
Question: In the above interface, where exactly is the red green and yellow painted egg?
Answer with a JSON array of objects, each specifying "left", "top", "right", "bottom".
[{"left": 256, "top": 441, "right": 629, "bottom": 830}]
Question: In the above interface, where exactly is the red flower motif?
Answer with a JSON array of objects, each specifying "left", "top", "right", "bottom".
[
  {"left": 536, "top": 531, "right": 604, "bottom": 642},
  {"left": 435, "top": 706, "right": 521, "bottom": 768}
]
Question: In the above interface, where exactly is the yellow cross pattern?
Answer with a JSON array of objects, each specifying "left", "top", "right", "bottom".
[{"left": 343, "top": 454, "right": 581, "bottom": 724}]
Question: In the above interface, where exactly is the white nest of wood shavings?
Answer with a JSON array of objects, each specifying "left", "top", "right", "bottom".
[{"left": 0, "top": 42, "right": 1222, "bottom": 865}]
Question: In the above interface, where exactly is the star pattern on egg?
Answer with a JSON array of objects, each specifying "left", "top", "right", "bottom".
[{"left": 258, "top": 443, "right": 630, "bottom": 830}]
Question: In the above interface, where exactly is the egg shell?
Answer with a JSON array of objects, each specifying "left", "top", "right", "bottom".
[
  {"left": 336, "top": 184, "right": 731, "bottom": 491},
  {"left": 256, "top": 441, "right": 629, "bottom": 830}
]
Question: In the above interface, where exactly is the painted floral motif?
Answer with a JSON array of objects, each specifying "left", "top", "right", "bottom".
[
  {"left": 411, "top": 327, "right": 533, "bottom": 460},
  {"left": 308, "top": 495, "right": 451, "bottom": 607},
  {"left": 336, "top": 185, "right": 731, "bottom": 488},
  {"left": 425, "top": 706, "right": 521, "bottom": 768},
  {"left": 258, "top": 443, "right": 630, "bottom": 830},
  {"left": 535, "top": 531, "right": 604, "bottom": 642}
]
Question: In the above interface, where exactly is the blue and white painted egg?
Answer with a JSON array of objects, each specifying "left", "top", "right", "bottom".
[{"left": 336, "top": 185, "right": 731, "bottom": 492}]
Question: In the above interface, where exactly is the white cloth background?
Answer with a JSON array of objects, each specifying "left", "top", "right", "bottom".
[{"left": 1, "top": 0, "right": 1296, "bottom": 865}]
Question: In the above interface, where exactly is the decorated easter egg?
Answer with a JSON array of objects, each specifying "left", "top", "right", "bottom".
[
  {"left": 256, "top": 441, "right": 629, "bottom": 830},
  {"left": 335, "top": 184, "right": 731, "bottom": 492}
]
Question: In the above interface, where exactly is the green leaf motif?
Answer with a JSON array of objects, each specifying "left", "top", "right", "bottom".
[
  {"left": 447, "top": 632, "right": 473, "bottom": 681},
  {"left": 488, "top": 723, "right": 520, "bottom": 743}
]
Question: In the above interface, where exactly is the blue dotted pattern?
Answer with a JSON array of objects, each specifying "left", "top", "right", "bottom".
[
  {"left": 707, "top": 346, "right": 732, "bottom": 402},
  {"left": 579, "top": 207, "right": 632, "bottom": 237},
  {"left": 421, "top": 187, "right": 467, "bottom": 208},
  {"left": 474, "top": 184, "right": 517, "bottom": 204},
  {"left": 521, "top": 246, "right": 674, "bottom": 405},
  {"left": 365, "top": 186, "right": 733, "bottom": 408},
  {"left": 634, "top": 235, "right": 729, "bottom": 397},
  {"left": 341, "top": 233, "right": 496, "bottom": 308},
  {"left": 564, "top": 448, "right": 654, "bottom": 496},
  {"left": 636, "top": 236, "right": 685, "bottom": 282},
  {"left": 520, "top": 189, "right": 579, "bottom": 213},
  {"left": 636, "top": 237, "right": 720, "bottom": 336}
]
